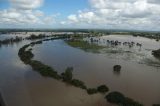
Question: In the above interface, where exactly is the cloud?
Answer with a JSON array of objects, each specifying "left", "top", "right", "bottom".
[
  {"left": 0, "top": 0, "right": 57, "bottom": 27},
  {"left": 147, "top": 0, "right": 160, "bottom": 4},
  {"left": 63, "top": 0, "right": 160, "bottom": 30},
  {"left": 43, "top": 15, "right": 56, "bottom": 24},
  {"left": 10, "top": 0, "right": 43, "bottom": 10},
  {"left": 0, "top": 8, "right": 42, "bottom": 25},
  {"left": 68, "top": 15, "right": 78, "bottom": 23}
]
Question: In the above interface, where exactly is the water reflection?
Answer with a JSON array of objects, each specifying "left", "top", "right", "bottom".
[
  {"left": 0, "top": 40, "right": 33, "bottom": 106},
  {"left": 113, "top": 70, "right": 121, "bottom": 76}
]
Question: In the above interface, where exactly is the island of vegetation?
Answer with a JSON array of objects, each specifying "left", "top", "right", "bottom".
[{"left": 65, "top": 38, "right": 105, "bottom": 53}]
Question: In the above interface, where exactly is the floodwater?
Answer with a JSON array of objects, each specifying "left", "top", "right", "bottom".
[
  {"left": 32, "top": 35, "right": 160, "bottom": 106},
  {"left": 0, "top": 34, "right": 160, "bottom": 106},
  {"left": 84, "top": 35, "right": 160, "bottom": 67},
  {"left": 0, "top": 34, "right": 111, "bottom": 106}
]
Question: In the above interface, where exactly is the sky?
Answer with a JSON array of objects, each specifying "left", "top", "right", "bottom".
[{"left": 0, "top": 0, "right": 160, "bottom": 31}]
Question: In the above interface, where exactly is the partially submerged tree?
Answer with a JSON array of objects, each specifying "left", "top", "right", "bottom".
[
  {"left": 106, "top": 92, "right": 143, "bottom": 106},
  {"left": 87, "top": 88, "right": 98, "bottom": 95},
  {"left": 71, "top": 79, "right": 87, "bottom": 89},
  {"left": 152, "top": 49, "right": 160, "bottom": 59},
  {"left": 61, "top": 67, "right": 73, "bottom": 82},
  {"left": 113, "top": 65, "right": 121, "bottom": 71},
  {"left": 97, "top": 85, "right": 109, "bottom": 93}
]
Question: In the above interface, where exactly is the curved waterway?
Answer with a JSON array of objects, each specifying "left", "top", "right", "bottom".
[
  {"left": 32, "top": 35, "right": 160, "bottom": 106},
  {"left": 0, "top": 34, "right": 160, "bottom": 106},
  {"left": 0, "top": 34, "right": 112, "bottom": 106}
]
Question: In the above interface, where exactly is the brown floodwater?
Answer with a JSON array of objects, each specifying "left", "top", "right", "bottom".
[
  {"left": 0, "top": 34, "right": 113, "bottom": 106},
  {"left": 0, "top": 34, "right": 160, "bottom": 106},
  {"left": 32, "top": 35, "right": 160, "bottom": 106}
]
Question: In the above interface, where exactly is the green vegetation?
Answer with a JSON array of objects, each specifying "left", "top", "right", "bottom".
[
  {"left": 71, "top": 79, "right": 87, "bottom": 89},
  {"left": 113, "top": 65, "right": 122, "bottom": 72},
  {"left": 18, "top": 38, "right": 62, "bottom": 80},
  {"left": 106, "top": 92, "right": 143, "bottom": 106},
  {"left": 26, "top": 34, "right": 48, "bottom": 40},
  {"left": 66, "top": 39, "right": 105, "bottom": 53},
  {"left": 87, "top": 88, "right": 98, "bottom": 94},
  {"left": 132, "top": 32, "right": 160, "bottom": 41},
  {"left": 23, "top": 35, "right": 159, "bottom": 106},
  {"left": 0, "top": 33, "right": 71, "bottom": 47},
  {"left": 87, "top": 85, "right": 109, "bottom": 94},
  {"left": 29, "top": 60, "right": 61, "bottom": 79},
  {"left": 152, "top": 49, "right": 160, "bottom": 59},
  {"left": 0, "top": 34, "right": 51, "bottom": 46},
  {"left": 18, "top": 44, "right": 33, "bottom": 64},
  {"left": 18, "top": 37, "right": 109, "bottom": 97},
  {"left": 0, "top": 36, "right": 23, "bottom": 45},
  {"left": 1, "top": 30, "right": 158, "bottom": 105},
  {"left": 97, "top": 85, "right": 109, "bottom": 93},
  {"left": 61, "top": 67, "right": 73, "bottom": 82},
  {"left": 106, "top": 92, "right": 125, "bottom": 103},
  {"left": 61, "top": 67, "right": 87, "bottom": 89}
]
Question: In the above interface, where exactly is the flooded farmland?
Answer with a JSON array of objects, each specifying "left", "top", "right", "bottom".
[{"left": 0, "top": 34, "right": 160, "bottom": 106}]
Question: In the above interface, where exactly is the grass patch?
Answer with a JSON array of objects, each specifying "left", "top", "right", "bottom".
[{"left": 65, "top": 39, "right": 105, "bottom": 53}]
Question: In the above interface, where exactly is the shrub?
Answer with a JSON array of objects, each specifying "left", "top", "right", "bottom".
[
  {"left": 152, "top": 49, "right": 160, "bottom": 59},
  {"left": 87, "top": 88, "right": 98, "bottom": 95},
  {"left": 71, "top": 79, "right": 87, "bottom": 89},
  {"left": 31, "top": 41, "right": 43, "bottom": 45},
  {"left": 61, "top": 67, "right": 73, "bottom": 82},
  {"left": 29, "top": 60, "right": 61, "bottom": 79},
  {"left": 105, "top": 92, "right": 143, "bottom": 106},
  {"left": 18, "top": 45, "right": 34, "bottom": 64},
  {"left": 106, "top": 92, "right": 125, "bottom": 104},
  {"left": 97, "top": 85, "right": 109, "bottom": 93},
  {"left": 26, "top": 34, "right": 46, "bottom": 40},
  {"left": 113, "top": 65, "right": 121, "bottom": 71}
]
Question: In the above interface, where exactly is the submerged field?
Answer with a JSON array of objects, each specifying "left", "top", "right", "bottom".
[{"left": 0, "top": 33, "right": 160, "bottom": 106}]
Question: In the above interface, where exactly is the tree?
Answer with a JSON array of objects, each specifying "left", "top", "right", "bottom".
[
  {"left": 87, "top": 88, "right": 98, "bottom": 94},
  {"left": 113, "top": 65, "right": 121, "bottom": 71},
  {"left": 97, "top": 85, "right": 109, "bottom": 93},
  {"left": 61, "top": 67, "right": 73, "bottom": 82}
]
